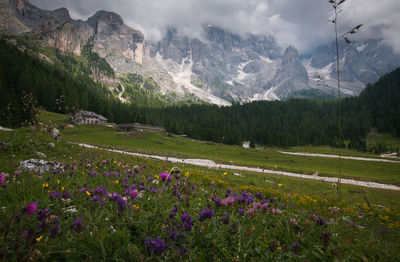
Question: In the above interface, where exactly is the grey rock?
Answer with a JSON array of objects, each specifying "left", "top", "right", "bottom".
[
  {"left": 35, "top": 151, "right": 46, "bottom": 159},
  {"left": 51, "top": 128, "right": 60, "bottom": 140},
  {"left": 18, "top": 159, "right": 64, "bottom": 174}
]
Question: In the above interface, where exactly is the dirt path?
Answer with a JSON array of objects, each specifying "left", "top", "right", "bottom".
[
  {"left": 278, "top": 151, "right": 400, "bottom": 163},
  {"left": 118, "top": 82, "right": 128, "bottom": 103},
  {"left": 73, "top": 142, "right": 400, "bottom": 191}
]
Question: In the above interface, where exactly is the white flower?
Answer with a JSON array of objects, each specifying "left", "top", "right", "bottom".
[{"left": 63, "top": 207, "right": 78, "bottom": 213}]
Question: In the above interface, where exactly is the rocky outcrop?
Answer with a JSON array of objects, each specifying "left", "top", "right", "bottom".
[
  {"left": 0, "top": 0, "right": 149, "bottom": 64},
  {"left": 18, "top": 159, "right": 64, "bottom": 174}
]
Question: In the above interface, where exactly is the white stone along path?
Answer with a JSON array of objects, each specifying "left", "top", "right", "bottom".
[{"left": 73, "top": 143, "right": 400, "bottom": 191}]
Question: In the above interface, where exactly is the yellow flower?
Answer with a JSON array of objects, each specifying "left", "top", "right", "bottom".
[
  {"left": 113, "top": 161, "right": 117, "bottom": 164},
  {"left": 223, "top": 172, "right": 228, "bottom": 176},
  {"left": 86, "top": 191, "right": 91, "bottom": 196},
  {"left": 278, "top": 184, "right": 283, "bottom": 187},
  {"left": 132, "top": 204, "right": 139, "bottom": 211},
  {"left": 42, "top": 183, "right": 48, "bottom": 188},
  {"left": 121, "top": 165, "right": 125, "bottom": 169},
  {"left": 57, "top": 179, "right": 60, "bottom": 184},
  {"left": 185, "top": 172, "right": 190, "bottom": 178},
  {"left": 61, "top": 187, "right": 65, "bottom": 191},
  {"left": 36, "top": 236, "right": 43, "bottom": 242},
  {"left": 154, "top": 175, "right": 159, "bottom": 179},
  {"left": 115, "top": 180, "right": 119, "bottom": 184}
]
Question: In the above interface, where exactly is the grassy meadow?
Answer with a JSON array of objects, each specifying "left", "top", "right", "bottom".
[{"left": 0, "top": 111, "right": 399, "bottom": 260}]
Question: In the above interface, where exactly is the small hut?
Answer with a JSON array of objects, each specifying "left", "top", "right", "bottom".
[{"left": 71, "top": 110, "right": 108, "bottom": 125}]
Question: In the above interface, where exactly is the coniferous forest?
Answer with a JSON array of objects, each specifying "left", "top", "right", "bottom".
[{"left": 0, "top": 37, "right": 399, "bottom": 150}]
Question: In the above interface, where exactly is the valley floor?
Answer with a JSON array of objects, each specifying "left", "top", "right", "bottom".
[{"left": 75, "top": 142, "right": 400, "bottom": 191}]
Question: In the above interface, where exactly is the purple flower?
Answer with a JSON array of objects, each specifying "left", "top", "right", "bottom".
[
  {"left": 238, "top": 208, "right": 246, "bottom": 216},
  {"left": 36, "top": 209, "right": 50, "bottom": 221},
  {"left": 26, "top": 203, "right": 37, "bottom": 215},
  {"left": 292, "top": 242, "right": 300, "bottom": 254},
  {"left": 49, "top": 191, "right": 61, "bottom": 200},
  {"left": 229, "top": 223, "right": 238, "bottom": 234},
  {"left": 145, "top": 236, "right": 167, "bottom": 255},
  {"left": 169, "top": 206, "right": 178, "bottom": 219},
  {"left": 316, "top": 218, "right": 326, "bottom": 226},
  {"left": 177, "top": 245, "right": 187, "bottom": 255},
  {"left": 180, "top": 212, "right": 193, "bottom": 231},
  {"left": 91, "top": 195, "right": 100, "bottom": 201},
  {"left": 221, "top": 213, "right": 230, "bottom": 225},
  {"left": 130, "top": 189, "right": 138, "bottom": 199},
  {"left": 71, "top": 217, "right": 84, "bottom": 232},
  {"left": 159, "top": 172, "right": 171, "bottom": 182},
  {"left": 94, "top": 185, "right": 109, "bottom": 196},
  {"left": 256, "top": 191, "right": 263, "bottom": 199},
  {"left": 198, "top": 208, "right": 214, "bottom": 222},
  {"left": 62, "top": 190, "right": 71, "bottom": 199}
]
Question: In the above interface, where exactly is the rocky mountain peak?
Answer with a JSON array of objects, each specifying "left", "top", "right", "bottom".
[
  {"left": 87, "top": 10, "right": 124, "bottom": 29},
  {"left": 52, "top": 7, "right": 71, "bottom": 21}
]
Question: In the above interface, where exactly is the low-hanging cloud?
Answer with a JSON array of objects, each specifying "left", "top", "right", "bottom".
[{"left": 30, "top": 0, "right": 400, "bottom": 54}]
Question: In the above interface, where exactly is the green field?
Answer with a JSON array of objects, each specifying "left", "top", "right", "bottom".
[
  {"left": 1, "top": 120, "right": 400, "bottom": 260},
  {"left": 59, "top": 125, "right": 400, "bottom": 186}
]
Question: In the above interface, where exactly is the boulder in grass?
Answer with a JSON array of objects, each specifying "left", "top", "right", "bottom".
[
  {"left": 35, "top": 151, "right": 47, "bottom": 159},
  {"left": 18, "top": 159, "right": 64, "bottom": 174},
  {"left": 51, "top": 128, "right": 61, "bottom": 141}
]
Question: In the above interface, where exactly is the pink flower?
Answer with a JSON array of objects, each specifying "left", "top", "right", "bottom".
[
  {"left": 248, "top": 207, "right": 257, "bottom": 216},
  {"left": 271, "top": 208, "right": 281, "bottom": 215},
  {"left": 26, "top": 203, "right": 37, "bottom": 215},
  {"left": 14, "top": 170, "right": 21, "bottom": 175},
  {"left": 130, "top": 189, "right": 138, "bottom": 199},
  {"left": 159, "top": 172, "right": 171, "bottom": 181},
  {"left": 0, "top": 173, "right": 10, "bottom": 185},
  {"left": 221, "top": 196, "right": 235, "bottom": 207}
]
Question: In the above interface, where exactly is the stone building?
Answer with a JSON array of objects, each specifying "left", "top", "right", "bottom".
[{"left": 71, "top": 110, "right": 108, "bottom": 125}]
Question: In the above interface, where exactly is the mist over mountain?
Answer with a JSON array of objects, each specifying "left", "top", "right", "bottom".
[{"left": 1, "top": 0, "right": 400, "bottom": 104}]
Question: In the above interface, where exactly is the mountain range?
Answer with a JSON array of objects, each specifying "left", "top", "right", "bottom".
[{"left": 1, "top": 0, "right": 399, "bottom": 105}]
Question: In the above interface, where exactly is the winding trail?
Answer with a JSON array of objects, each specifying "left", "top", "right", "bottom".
[
  {"left": 278, "top": 151, "right": 400, "bottom": 164},
  {"left": 73, "top": 142, "right": 400, "bottom": 191},
  {"left": 117, "top": 82, "right": 128, "bottom": 103}
]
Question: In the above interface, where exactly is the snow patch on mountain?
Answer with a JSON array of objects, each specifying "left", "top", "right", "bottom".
[
  {"left": 356, "top": 43, "right": 368, "bottom": 52},
  {"left": 154, "top": 52, "right": 231, "bottom": 106}
]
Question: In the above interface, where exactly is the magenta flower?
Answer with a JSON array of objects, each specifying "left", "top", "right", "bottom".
[
  {"left": 0, "top": 173, "right": 10, "bottom": 185},
  {"left": 26, "top": 203, "right": 37, "bottom": 215},
  {"left": 130, "top": 189, "right": 138, "bottom": 199},
  {"left": 159, "top": 172, "right": 171, "bottom": 181}
]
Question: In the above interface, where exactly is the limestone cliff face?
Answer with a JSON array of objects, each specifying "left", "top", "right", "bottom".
[
  {"left": 0, "top": 0, "right": 149, "bottom": 65},
  {"left": 87, "top": 10, "right": 150, "bottom": 65}
]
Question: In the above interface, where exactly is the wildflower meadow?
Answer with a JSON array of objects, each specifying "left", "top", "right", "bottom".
[{"left": 1, "top": 129, "right": 400, "bottom": 261}]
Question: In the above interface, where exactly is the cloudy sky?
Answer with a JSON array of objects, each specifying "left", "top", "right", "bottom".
[{"left": 30, "top": 0, "right": 400, "bottom": 54}]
